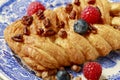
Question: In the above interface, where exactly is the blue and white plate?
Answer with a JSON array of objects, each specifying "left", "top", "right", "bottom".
[{"left": 0, "top": 0, "right": 120, "bottom": 80}]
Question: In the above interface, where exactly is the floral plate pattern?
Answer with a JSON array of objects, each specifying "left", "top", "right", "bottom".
[{"left": 0, "top": 0, "right": 120, "bottom": 80}]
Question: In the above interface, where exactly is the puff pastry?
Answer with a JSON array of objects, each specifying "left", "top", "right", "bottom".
[{"left": 4, "top": 0, "right": 120, "bottom": 78}]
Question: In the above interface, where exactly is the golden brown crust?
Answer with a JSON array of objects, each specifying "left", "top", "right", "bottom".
[
  {"left": 94, "top": 24, "right": 120, "bottom": 50},
  {"left": 86, "top": 33, "right": 112, "bottom": 56},
  {"left": 4, "top": 0, "right": 120, "bottom": 78},
  {"left": 96, "top": 0, "right": 111, "bottom": 24}
]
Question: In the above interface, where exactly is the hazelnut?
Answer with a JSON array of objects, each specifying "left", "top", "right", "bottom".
[
  {"left": 74, "top": 76, "right": 82, "bottom": 80},
  {"left": 71, "top": 65, "right": 81, "bottom": 72}
]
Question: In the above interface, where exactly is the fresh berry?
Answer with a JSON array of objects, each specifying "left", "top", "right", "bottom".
[
  {"left": 81, "top": 6, "right": 101, "bottom": 24},
  {"left": 74, "top": 19, "right": 89, "bottom": 35},
  {"left": 83, "top": 62, "right": 102, "bottom": 80},
  {"left": 56, "top": 70, "right": 70, "bottom": 80},
  {"left": 27, "top": 1, "right": 45, "bottom": 16}
]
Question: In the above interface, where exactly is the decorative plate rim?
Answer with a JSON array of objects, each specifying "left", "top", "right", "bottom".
[{"left": 0, "top": 0, "right": 120, "bottom": 80}]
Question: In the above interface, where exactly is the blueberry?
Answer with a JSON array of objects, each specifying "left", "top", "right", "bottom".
[
  {"left": 74, "top": 19, "right": 89, "bottom": 35},
  {"left": 56, "top": 70, "right": 70, "bottom": 80}
]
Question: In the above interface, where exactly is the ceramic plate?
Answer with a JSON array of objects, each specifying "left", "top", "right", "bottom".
[{"left": 0, "top": 0, "right": 120, "bottom": 80}]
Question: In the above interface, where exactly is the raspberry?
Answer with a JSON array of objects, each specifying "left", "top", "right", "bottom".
[
  {"left": 81, "top": 6, "right": 101, "bottom": 24},
  {"left": 27, "top": 1, "right": 45, "bottom": 16},
  {"left": 83, "top": 62, "right": 102, "bottom": 80}
]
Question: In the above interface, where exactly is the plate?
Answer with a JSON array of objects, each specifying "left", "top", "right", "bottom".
[{"left": 0, "top": 0, "right": 120, "bottom": 80}]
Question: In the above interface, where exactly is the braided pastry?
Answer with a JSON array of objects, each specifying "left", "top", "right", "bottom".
[{"left": 4, "top": 0, "right": 120, "bottom": 78}]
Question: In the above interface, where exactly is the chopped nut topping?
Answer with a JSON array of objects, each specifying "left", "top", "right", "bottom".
[
  {"left": 114, "top": 26, "right": 120, "bottom": 30},
  {"left": 65, "top": 4, "right": 73, "bottom": 14},
  {"left": 43, "top": 29, "right": 56, "bottom": 37},
  {"left": 22, "top": 16, "right": 33, "bottom": 26},
  {"left": 57, "top": 21, "right": 65, "bottom": 28},
  {"left": 41, "top": 71, "right": 49, "bottom": 79},
  {"left": 37, "top": 28, "right": 44, "bottom": 36},
  {"left": 43, "top": 18, "right": 51, "bottom": 28},
  {"left": 74, "top": 76, "right": 82, "bottom": 80},
  {"left": 23, "top": 26, "right": 30, "bottom": 35},
  {"left": 12, "top": 34, "right": 24, "bottom": 42},
  {"left": 88, "top": 0, "right": 96, "bottom": 4},
  {"left": 91, "top": 29, "right": 97, "bottom": 34},
  {"left": 69, "top": 10, "right": 76, "bottom": 19},
  {"left": 74, "top": 0, "right": 80, "bottom": 6},
  {"left": 58, "top": 29, "right": 67, "bottom": 39},
  {"left": 36, "top": 10, "right": 45, "bottom": 20},
  {"left": 71, "top": 65, "right": 81, "bottom": 72},
  {"left": 41, "top": 70, "right": 57, "bottom": 80},
  {"left": 89, "top": 25, "right": 97, "bottom": 34}
]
